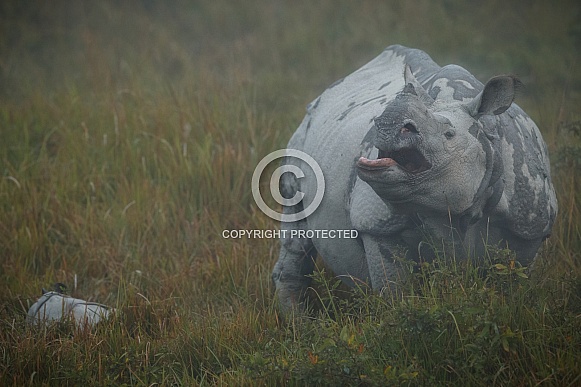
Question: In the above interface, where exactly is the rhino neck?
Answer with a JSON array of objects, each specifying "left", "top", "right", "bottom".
[{"left": 457, "top": 125, "right": 505, "bottom": 235}]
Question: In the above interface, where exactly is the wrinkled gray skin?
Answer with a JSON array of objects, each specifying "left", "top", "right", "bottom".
[{"left": 272, "top": 45, "right": 557, "bottom": 312}]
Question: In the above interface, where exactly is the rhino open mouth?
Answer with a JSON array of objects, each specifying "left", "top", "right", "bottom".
[{"left": 358, "top": 147, "right": 431, "bottom": 174}]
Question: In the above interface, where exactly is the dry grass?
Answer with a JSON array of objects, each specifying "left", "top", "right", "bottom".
[{"left": 1, "top": 0, "right": 580, "bottom": 385}]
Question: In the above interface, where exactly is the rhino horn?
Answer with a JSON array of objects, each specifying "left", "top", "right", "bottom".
[
  {"left": 403, "top": 65, "right": 434, "bottom": 107},
  {"left": 467, "top": 75, "right": 523, "bottom": 117}
]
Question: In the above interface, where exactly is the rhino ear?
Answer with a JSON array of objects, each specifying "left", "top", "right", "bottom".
[
  {"left": 403, "top": 65, "right": 434, "bottom": 107},
  {"left": 468, "top": 75, "right": 522, "bottom": 117}
]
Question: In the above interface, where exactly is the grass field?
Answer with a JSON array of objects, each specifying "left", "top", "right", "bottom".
[{"left": 1, "top": 1, "right": 580, "bottom": 385}]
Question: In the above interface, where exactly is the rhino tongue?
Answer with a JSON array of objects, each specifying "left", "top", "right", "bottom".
[{"left": 357, "top": 156, "right": 397, "bottom": 169}]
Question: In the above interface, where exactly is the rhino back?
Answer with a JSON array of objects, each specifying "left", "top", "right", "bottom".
[
  {"left": 293, "top": 48, "right": 404, "bottom": 277},
  {"left": 298, "top": 47, "right": 406, "bottom": 227}
]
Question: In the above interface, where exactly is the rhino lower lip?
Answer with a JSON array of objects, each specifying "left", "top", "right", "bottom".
[
  {"left": 357, "top": 156, "right": 397, "bottom": 170},
  {"left": 358, "top": 148, "right": 431, "bottom": 174}
]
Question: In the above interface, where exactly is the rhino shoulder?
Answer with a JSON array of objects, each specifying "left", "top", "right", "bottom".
[{"left": 492, "top": 109, "right": 557, "bottom": 239}]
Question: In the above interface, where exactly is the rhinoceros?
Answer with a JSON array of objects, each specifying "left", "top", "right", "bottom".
[{"left": 272, "top": 45, "right": 557, "bottom": 311}]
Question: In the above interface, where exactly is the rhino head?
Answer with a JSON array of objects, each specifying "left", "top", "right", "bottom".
[{"left": 357, "top": 66, "right": 520, "bottom": 221}]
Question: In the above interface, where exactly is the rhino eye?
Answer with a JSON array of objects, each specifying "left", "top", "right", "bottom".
[
  {"left": 404, "top": 122, "right": 417, "bottom": 132},
  {"left": 444, "top": 130, "right": 455, "bottom": 139}
]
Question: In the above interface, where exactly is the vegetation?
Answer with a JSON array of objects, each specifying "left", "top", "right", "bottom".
[{"left": 1, "top": 1, "right": 579, "bottom": 385}]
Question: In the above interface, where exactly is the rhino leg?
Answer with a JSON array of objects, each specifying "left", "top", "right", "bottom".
[
  {"left": 360, "top": 233, "right": 406, "bottom": 300},
  {"left": 272, "top": 217, "right": 317, "bottom": 314},
  {"left": 272, "top": 155, "right": 317, "bottom": 314}
]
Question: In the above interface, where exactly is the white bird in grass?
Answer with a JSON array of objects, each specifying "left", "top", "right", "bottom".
[{"left": 27, "top": 283, "right": 113, "bottom": 328}]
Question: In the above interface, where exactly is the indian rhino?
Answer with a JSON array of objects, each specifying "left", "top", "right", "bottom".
[{"left": 272, "top": 45, "right": 557, "bottom": 312}]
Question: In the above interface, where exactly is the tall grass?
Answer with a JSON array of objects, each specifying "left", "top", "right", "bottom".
[{"left": 1, "top": 0, "right": 580, "bottom": 385}]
